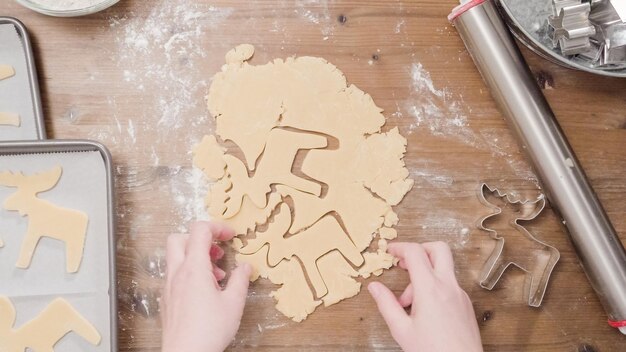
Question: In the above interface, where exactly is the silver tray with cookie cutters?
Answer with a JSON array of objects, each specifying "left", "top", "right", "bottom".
[
  {"left": 0, "top": 16, "right": 46, "bottom": 141},
  {"left": 476, "top": 183, "right": 560, "bottom": 307},
  {"left": 0, "top": 140, "right": 116, "bottom": 351}
]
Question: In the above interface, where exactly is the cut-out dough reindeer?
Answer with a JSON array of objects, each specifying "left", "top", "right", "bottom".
[
  {"left": 0, "top": 166, "right": 89, "bottom": 273},
  {"left": 0, "top": 296, "right": 101, "bottom": 351},
  {"left": 477, "top": 183, "right": 560, "bottom": 307},
  {"left": 239, "top": 202, "right": 364, "bottom": 298},
  {"left": 0, "top": 64, "right": 20, "bottom": 127}
]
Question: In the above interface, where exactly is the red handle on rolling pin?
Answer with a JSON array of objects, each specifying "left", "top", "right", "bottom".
[
  {"left": 448, "top": 0, "right": 487, "bottom": 22},
  {"left": 608, "top": 320, "right": 626, "bottom": 328}
]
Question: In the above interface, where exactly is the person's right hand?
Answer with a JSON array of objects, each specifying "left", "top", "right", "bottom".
[
  {"left": 368, "top": 242, "right": 483, "bottom": 352},
  {"left": 161, "top": 222, "right": 251, "bottom": 352}
]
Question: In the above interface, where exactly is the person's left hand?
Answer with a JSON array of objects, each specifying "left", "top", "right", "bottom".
[{"left": 161, "top": 221, "right": 252, "bottom": 352}]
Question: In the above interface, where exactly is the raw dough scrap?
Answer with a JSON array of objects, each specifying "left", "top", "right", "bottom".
[
  {"left": 379, "top": 227, "right": 398, "bottom": 240},
  {"left": 193, "top": 135, "right": 227, "bottom": 180},
  {"left": 234, "top": 245, "right": 322, "bottom": 322},
  {"left": 0, "top": 65, "right": 20, "bottom": 127},
  {"left": 0, "top": 296, "right": 101, "bottom": 350},
  {"left": 0, "top": 112, "right": 20, "bottom": 127},
  {"left": 193, "top": 45, "right": 413, "bottom": 321},
  {"left": 0, "top": 64, "right": 14, "bottom": 80},
  {"left": 317, "top": 251, "right": 362, "bottom": 307},
  {"left": 225, "top": 44, "right": 255, "bottom": 65},
  {"left": 0, "top": 166, "right": 89, "bottom": 273},
  {"left": 358, "top": 239, "right": 397, "bottom": 279}
]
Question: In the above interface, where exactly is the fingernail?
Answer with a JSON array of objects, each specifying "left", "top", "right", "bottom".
[
  {"left": 240, "top": 262, "right": 252, "bottom": 273},
  {"left": 368, "top": 283, "right": 380, "bottom": 298}
]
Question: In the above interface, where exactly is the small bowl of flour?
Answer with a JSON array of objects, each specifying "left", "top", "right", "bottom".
[{"left": 15, "top": 0, "right": 119, "bottom": 17}]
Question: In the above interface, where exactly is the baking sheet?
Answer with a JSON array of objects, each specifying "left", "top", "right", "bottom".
[
  {"left": 0, "top": 150, "right": 111, "bottom": 351},
  {"left": 0, "top": 18, "right": 45, "bottom": 141}
]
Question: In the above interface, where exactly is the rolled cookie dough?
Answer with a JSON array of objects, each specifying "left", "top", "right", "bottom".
[{"left": 193, "top": 45, "right": 413, "bottom": 321}]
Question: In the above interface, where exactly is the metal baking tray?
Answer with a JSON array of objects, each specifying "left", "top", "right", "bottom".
[
  {"left": 0, "top": 140, "right": 116, "bottom": 351},
  {"left": 0, "top": 17, "right": 46, "bottom": 140}
]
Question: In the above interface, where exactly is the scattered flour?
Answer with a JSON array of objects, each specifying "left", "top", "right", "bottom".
[
  {"left": 405, "top": 63, "right": 537, "bottom": 181},
  {"left": 294, "top": 0, "right": 334, "bottom": 36},
  {"left": 395, "top": 19, "right": 406, "bottom": 34},
  {"left": 411, "top": 169, "right": 454, "bottom": 189},
  {"left": 171, "top": 168, "right": 209, "bottom": 232},
  {"left": 109, "top": 1, "right": 232, "bottom": 129},
  {"left": 406, "top": 62, "right": 481, "bottom": 147},
  {"left": 419, "top": 213, "right": 471, "bottom": 249},
  {"left": 98, "top": 0, "right": 235, "bottom": 232},
  {"left": 480, "top": 128, "right": 537, "bottom": 181}
]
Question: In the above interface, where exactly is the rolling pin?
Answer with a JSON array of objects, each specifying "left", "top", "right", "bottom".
[{"left": 449, "top": 0, "right": 626, "bottom": 334}]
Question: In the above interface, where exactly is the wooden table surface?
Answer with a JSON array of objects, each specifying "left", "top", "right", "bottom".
[{"left": 2, "top": 0, "right": 625, "bottom": 351}]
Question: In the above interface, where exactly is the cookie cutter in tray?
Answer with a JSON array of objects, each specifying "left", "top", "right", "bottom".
[
  {"left": 498, "top": 0, "right": 626, "bottom": 77},
  {"left": 477, "top": 183, "right": 560, "bottom": 307},
  {"left": 0, "top": 140, "right": 116, "bottom": 351},
  {"left": 0, "top": 17, "right": 46, "bottom": 141}
]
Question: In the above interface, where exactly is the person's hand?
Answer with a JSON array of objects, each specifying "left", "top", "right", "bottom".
[
  {"left": 161, "top": 221, "right": 252, "bottom": 352},
  {"left": 368, "top": 242, "right": 483, "bottom": 352}
]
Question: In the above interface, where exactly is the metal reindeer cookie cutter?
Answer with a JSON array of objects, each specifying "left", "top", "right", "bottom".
[{"left": 477, "top": 183, "right": 560, "bottom": 307}]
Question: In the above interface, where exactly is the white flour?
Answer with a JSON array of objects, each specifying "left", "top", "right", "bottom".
[
  {"left": 406, "top": 62, "right": 481, "bottom": 147},
  {"left": 97, "top": 0, "right": 235, "bottom": 234},
  {"left": 108, "top": 0, "right": 232, "bottom": 130},
  {"left": 171, "top": 168, "right": 209, "bottom": 232},
  {"left": 28, "top": 0, "right": 110, "bottom": 11},
  {"left": 404, "top": 62, "right": 537, "bottom": 181},
  {"left": 294, "top": 0, "right": 334, "bottom": 36}
]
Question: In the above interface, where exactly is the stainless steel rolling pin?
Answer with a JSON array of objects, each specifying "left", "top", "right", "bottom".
[{"left": 449, "top": 0, "right": 626, "bottom": 334}]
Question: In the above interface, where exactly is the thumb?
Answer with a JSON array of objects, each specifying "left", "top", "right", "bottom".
[
  {"left": 368, "top": 282, "right": 409, "bottom": 334},
  {"left": 225, "top": 263, "right": 252, "bottom": 309}
]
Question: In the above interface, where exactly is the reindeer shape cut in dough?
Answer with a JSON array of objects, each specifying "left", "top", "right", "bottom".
[
  {"left": 0, "top": 166, "right": 89, "bottom": 273},
  {"left": 239, "top": 202, "right": 364, "bottom": 298},
  {"left": 0, "top": 296, "right": 101, "bottom": 352},
  {"left": 0, "top": 64, "right": 20, "bottom": 127},
  {"left": 477, "top": 184, "right": 560, "bottom": 307},
  {"left": 220, "top": 128, "right": 328, "bottom": 218}
]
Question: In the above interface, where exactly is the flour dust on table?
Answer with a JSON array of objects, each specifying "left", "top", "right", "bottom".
[{"left": 193, "top": 45, "right": 414, "bottom": 322}]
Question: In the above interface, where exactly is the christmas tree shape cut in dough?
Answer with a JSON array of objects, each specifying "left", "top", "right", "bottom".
[
  {"left": 0, "top": 296, "right": 101, "bottom": 351},
  {"left": 0, "top": 166, "right": 89, "bottom": 272},
  {"left": 193, "top": 44, "right": 414, "bottom": 321},
  {"left": 0, "top": 65, "right": 20, "bottom": 127}
]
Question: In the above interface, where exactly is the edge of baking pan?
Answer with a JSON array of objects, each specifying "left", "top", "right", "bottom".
[
  {"left": 0, "top": 139, "right": 116, "bottom": 351},
  {"left": 0, "top": 16, "right": 46, "bottom": 139},
  {"left": 496, "top": 0, "right": 626, "bottom": 78}
]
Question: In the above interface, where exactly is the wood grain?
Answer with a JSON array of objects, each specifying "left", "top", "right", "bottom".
[{"left": 1, "top": 0, "right": 625, "bottom": 351}]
